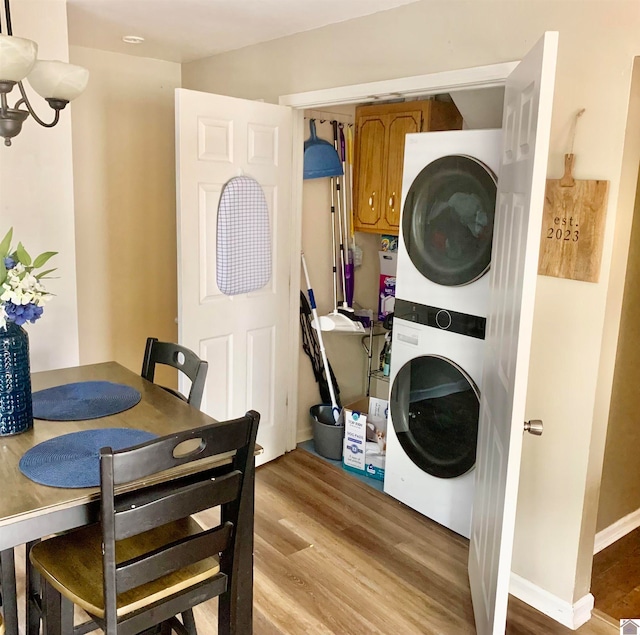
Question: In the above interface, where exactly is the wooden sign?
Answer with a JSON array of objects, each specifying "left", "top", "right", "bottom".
[{"left": 538, "top": 154, "right": 609, "bottom": 283}]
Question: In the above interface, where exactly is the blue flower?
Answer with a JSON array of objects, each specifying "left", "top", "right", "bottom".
[
  {"left": 3, "top": 256, "right": 15, "bottom": 270},
  {"left": 4, "top": 302, "right": 44, "bottom": 326}
]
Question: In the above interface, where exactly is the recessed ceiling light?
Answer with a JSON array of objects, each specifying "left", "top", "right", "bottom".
[{"left": 122, "top": 35, "right": 144, "bottom": 45}]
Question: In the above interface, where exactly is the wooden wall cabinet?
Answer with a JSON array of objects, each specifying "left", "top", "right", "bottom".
[{"left": 353, "top": 100, "right": 463, "bottom": 235}]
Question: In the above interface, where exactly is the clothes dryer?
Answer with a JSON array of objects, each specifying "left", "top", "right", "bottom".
[
  {"left": 383, "top": 129, "right": 501, "bottom": 537},
  {"left": 396, "top": 129, "right": 502, "bottom": 317}
]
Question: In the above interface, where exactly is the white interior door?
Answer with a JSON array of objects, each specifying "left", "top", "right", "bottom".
[
  {"left": 175, "top": 88, "right": 293, "bottom": 465},
  {"left": 468, "top": 32, "right": 558, "bottom": 634}
]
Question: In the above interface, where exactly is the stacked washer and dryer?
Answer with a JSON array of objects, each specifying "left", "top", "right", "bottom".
[{"left": 383, "top": 129, "right": 501, "bottom": 539}]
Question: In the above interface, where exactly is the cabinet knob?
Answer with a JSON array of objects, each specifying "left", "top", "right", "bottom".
[
  {"left": 368, "top": 192, "right": 376, "bottom": 210},
  {"left": 388, "top": 193, "right": 396, "bottom": 211}
]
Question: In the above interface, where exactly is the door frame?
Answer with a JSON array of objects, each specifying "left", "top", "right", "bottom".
[{"left": 279, "top": 61, "right": 518, "bottom": 453}]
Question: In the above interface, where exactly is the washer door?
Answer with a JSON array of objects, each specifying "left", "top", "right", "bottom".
[
  {"left": 390, "top": 355, "right": 479, "bottom": 478},
  {"left": 402, "top": 155, "right": 497, "bottom": 286}
]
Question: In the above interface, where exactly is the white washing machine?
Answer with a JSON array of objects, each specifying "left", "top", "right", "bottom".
[
  {"left": 384, "top": 306, "right": 485, "bottom": 538},
  {"left": 396, "top": 129, "right": 502, "bottom": 317},
  {"left": 383, "top": 129, "right": 502, "bottom": 538}
]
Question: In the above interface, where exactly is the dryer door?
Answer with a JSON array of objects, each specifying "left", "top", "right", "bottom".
[
  {"left": 390, "top": 354, "right": 479, "bottom": 478},
  {"left": 402, "top": 155, "right": 497, "bottom": 286}
]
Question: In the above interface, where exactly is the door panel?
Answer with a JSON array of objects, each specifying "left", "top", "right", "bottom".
[
  {"left": 176, "top": 89, "right": 293, "bottom": 465},
  {"left": 355, "top": 116, "right": 386, "bottom": 228},
  {"left": 385, "top": 111, "right": 421, "bottom": 228},
  {"left": 468, "top": 32, "right": 558, "bottom": 635}
]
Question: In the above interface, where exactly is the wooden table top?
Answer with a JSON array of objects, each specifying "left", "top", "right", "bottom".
[{"left": 0, "top": 362, "right": 234, "bottom": 529}]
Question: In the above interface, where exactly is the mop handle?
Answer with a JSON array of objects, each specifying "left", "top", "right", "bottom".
[
  {"left": 301, "top": 253, "right": 340, "bottom": 422},
  {"left": 329, "top": 177, "right": 339, "bottom": 314},
  {"left": 346, "top": 125, "right": 355, "bottom": 246},
  {"left": 339, "top": 124, "right": 350, "bottom": 253},
  {"left": 332, "top": 122, "right": 348, "bottom": 307}
]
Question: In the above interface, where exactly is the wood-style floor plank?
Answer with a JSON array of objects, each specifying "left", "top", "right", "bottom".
[
  {"left": 252, "top": 449, "right": 616, "bottom": 635},
  {"left": 12, "top": 448, "right": 617, "bottom": 634},
  {"left": 592, "top": 524, "right": 640, "bottom": 620}
]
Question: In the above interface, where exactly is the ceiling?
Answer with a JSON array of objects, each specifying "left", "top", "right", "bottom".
[{"left": 66, "top": 0, "right": 422, "bottom": 64}]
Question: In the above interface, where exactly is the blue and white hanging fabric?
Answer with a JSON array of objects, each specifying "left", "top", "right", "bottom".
[{"left": 216, "top": 175, "right": 272, "bottom": 295}]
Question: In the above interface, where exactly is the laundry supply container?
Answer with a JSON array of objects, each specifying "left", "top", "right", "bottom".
[{"left": 310, "top": 404, "right": 344, "bottom": 460}]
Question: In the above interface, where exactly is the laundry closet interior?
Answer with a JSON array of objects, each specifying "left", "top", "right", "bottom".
[{"left": 296, "top": 85, "right": 505, "bottom": 537}]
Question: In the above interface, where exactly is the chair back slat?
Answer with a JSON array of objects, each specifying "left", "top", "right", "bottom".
[
  {"left": 116, "top": 523, "right": 233, "bottom": 594},
  {"left": 99, "top": 410, "right": 260, "bottom": 631},
  {"left": 114, "top": 472, "right": 241, "bottom": 540},
  {"left": 109, "top": 417, "right": 253, "bottom": 485},
  {"left": 141, "top": 338, "right": 208, "bottom": 408}
]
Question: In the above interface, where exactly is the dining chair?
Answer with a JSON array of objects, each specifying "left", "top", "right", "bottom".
[
  {"left": 141, "top": 338, "right": 208, "bottom": 410},
  {"left": 29, "top": 411, "right": 260, "bottom": 635}
]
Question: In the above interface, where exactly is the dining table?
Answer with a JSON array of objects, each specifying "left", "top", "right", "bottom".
[{"left": 0, "top": 361, "right": 259, "bottom": 635}]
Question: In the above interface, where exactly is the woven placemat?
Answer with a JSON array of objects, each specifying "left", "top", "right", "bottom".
[
  {"left": 19, "top": 428, "right": 157, "bottom": 488},
  {"left": 32, "top": 381, "right": 141, "bottom": 421}
]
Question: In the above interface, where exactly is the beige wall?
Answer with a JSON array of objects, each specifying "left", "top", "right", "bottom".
[
  {"left": 596, "top": 60, "right": 640, "bottom": 532},
  {"left": 182, "top": 0, "right": 640, "bottom": 608},
  {"left": 69, "top": 47, "right": 181, "bottom": 379},
  {"left": 0, "top": 0, "right": 79, "bottom": 371}
]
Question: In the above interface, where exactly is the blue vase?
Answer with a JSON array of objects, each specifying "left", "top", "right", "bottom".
[{"left": 0, "top": 321, "right": 33, "bottom": 435}]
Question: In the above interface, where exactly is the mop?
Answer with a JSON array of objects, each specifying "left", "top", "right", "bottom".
[
  {"left": 339, "top": 124, "right": 354, "bottom": 307},
  {"left": 301, "top": 252, "right": 341, "bottom": 423},
  {"left": 302, "top": 118, "right": 361, "bottom": 333},
  {"left": 332, "top": 120, "right": 352, "bottom": 313},
  {"left": 318, "top": 121, "right": 363, "bottom": 334}
]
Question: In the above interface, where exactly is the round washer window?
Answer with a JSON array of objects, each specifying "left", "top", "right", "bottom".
[
  {"left": 402, "top": 155, "right": 497, "bottom": 286},
  {"left": 390, "top": 355, "right": 479, "bottom": 478}
]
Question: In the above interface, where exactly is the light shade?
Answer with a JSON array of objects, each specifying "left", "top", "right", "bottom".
[
  {"left": 0, "top": 35, "right": 37, "bottom": 82},
  {"left": 27, "top": 60, "right": 89, "bottom": 102}
]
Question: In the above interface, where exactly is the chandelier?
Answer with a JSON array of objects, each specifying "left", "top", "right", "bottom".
[{"left": 0, "top": 0, "right": 89, "bottom": 147}]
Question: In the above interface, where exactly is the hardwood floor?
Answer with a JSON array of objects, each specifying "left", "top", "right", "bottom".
[
  {"left": 13, "top": 448, "right": 617, "bottom": 634},
  {"left": 592, "top": 524, "right": 640, "bottom": 620},
  {"left": 248, "top": 449, "right": 616, "bottom": 635}
]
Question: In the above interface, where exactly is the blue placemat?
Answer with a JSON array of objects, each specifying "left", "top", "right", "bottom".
[
  {"left": 32, "top": 381, "right": 141, "bottom": 421},
  {"left": 19, "top": 428, "right": 158, "bottom": 488}
]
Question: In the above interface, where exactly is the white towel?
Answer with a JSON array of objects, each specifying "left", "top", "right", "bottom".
[{"left": 216, "top": 175, "right": 272, "bottom": 296}]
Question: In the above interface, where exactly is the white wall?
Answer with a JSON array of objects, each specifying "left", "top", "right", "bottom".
[
  {"left": 0, "top": 0, "right": 79, "bottom": 371},
  {"left": 182, "top": 0, "right": 640, "bottom": 611}
]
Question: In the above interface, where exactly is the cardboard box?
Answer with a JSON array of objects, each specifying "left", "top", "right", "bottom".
[{"left": 343, "top": 397, "right": 388, "bottom": 481}]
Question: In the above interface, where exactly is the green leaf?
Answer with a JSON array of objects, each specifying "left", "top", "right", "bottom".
[
  {"left": 35, "top": 268, "right": 56, "bottom": 280},
  {"left": 0, "top": 259, "right": 5, "bottom": 286},
  {"left": 16, "top": 243, "right": 31, "bottom": 266},
  {"left": 33, "top": 251, "right": 57, "bottom": 269},
  {"left": 0, "top": 228, "right": 13, "bottom": 258}
]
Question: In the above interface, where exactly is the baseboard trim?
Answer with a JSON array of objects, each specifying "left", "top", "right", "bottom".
[
  {"left": 510, "top": 573, "right": 593, "bottom": 630},
  {"left": 594, "top": 507, "right": 640, "bottom": 554}
]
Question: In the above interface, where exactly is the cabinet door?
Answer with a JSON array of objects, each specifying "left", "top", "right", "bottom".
[
  {"left": 384, "top": 110, "right": 421, "bottom": 230},
  {"left": 354, "top": 115, "right": 386, "bottom": 230}
]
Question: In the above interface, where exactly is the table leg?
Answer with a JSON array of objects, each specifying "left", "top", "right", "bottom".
[
  {"left": 26, "top": 540, "right": 42, "bottom": 635},
  {"left": 0, "top": 549, "right": 18, "bottom": 635}
]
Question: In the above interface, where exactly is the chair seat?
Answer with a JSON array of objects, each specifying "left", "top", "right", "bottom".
[{"left": 30, "top": 517, "right": 220, "bottom": 619}]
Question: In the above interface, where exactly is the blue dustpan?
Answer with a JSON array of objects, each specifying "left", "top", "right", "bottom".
[{"left": 304, "top": 119, "right": 343, "bottom": 180}]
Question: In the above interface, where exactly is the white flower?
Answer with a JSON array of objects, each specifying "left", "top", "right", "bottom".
[{"left": 1, "top": 265, "right": 51, "bottom": 308}]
